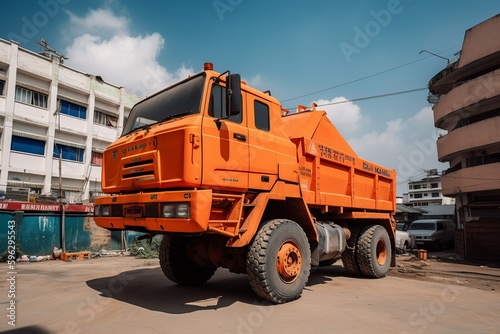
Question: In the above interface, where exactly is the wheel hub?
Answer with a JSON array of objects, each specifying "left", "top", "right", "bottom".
[
  {"left": 276, "top": 241, "right": 302, "bottom": 283},
  {"left": 376, "top": 239, "right": 387, "bottom": 265}
]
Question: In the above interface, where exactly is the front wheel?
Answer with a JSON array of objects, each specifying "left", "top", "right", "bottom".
[
  {"left": 246, "top": 219, "right": 311, "bottom": 304},
  {"left": 159, "top": 234, "right": 216, "bottom": 286},
  {"left": 357, "top": 225, "right": 392, "bottom": 278}
]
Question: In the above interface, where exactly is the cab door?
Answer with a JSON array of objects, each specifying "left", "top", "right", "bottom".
[{"left": 201, "top": 82, "right": 249, "bottom": 191}]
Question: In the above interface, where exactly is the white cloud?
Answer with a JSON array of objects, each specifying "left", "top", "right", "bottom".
[
  {"left": 246, "top": 74, "right": 262, "bottom": 88},
  {"left": 64, "top": 9, "right": 194, "bottom": 97},
  {"left": 320, "top": 100, "right": 448, "bottom": 194},
  {"left": 67, "top": 8, "right": 129, "bottom": 36},
  {"left": 315, "top": 97, "right": 366, "bottom": 136}
]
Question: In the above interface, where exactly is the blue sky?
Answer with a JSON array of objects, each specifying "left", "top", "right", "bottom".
[{"left": 3, "top": 0, "right": 500, "bottom": 194}]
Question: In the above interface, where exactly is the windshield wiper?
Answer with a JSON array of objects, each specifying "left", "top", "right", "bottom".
[
  {"left": 123, "top": 112, "right": 193, "bottom": 137},
  {"left": 156, "top": 112, "right": 192, "bottom": 125}
]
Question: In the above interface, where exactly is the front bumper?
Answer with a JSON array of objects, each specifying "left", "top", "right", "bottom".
[{"left": 94, "top": 189, "right": 212, "bottom": 233}]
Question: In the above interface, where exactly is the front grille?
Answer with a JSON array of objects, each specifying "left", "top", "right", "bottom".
[
  {"left": 124, "top": 159, "right": 153, "bottom": 168},
  {"left": 123, "top": 158, "right": 155, "bottom": 179},
  {"left": 123, "top": 170, "right": 155, "bottom": 179}
]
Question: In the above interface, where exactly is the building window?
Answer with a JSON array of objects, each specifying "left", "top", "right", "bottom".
[
  {"left": 423, "top": 193, "right": 428, "bottom": 197},
  {"left": 254, "top": 100, "right": 270, "bottom": 131},
  {"left": 94, "top": 110, "right": 118, "bottom": 128},
  {"left": 414, "top": 193, "right": 423, "bottom": 199},
  {"left": 412, "top": 184, "right": 421, "bottom": 190},
  {"left": 59, "top": 99, "right": 87, "bottom": 119},
  {"left": 432, "top": 192, "right": 440, "bottom": 198},
  {"left": 15, "top": 86, "right": 48, "bottom": 108},
  {"left": 54, "top": 143, "right": 84, "bottom": 162},
  {"left": 11, "top": 135, "right": 45, "bottom": 155},
  {"left": 466, "top": 152, "right": 500, "bottom": 168},
  {"left": 91, "top": 151, "right": 103, "bottom": 166},
  {"left": 0, "top": 80, "right": 5, "bottom": 95},
  {"left": 431, "top": 182, "right": 439, "bottom": 188}
]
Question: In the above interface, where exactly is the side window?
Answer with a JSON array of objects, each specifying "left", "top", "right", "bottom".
[
  {"left": 209, "top": 83, "right": 242, "bottom": 123},
  {"left": 254, "top": 100, "right": 270, "bottom": 131}
]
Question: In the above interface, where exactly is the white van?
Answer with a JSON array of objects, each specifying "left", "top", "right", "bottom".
[{"left": 407, "top": 219, "right": 455, "bottom": 251}]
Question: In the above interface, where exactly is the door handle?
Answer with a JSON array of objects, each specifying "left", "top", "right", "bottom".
[{"left": 233, "top": 133, "right": 247, "bottom": 141}]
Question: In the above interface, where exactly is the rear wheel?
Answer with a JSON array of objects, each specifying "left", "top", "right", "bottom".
[
  {"left": 357, "top": 225, "right": 391, "bottom": 278},
  {"left": 246, "top": 219, "right": 311, "bottom": 304},
  {"left": 159, "top": 234, "right": 216, "bottom": 286},
  {"left": 341, "top": 225, "right": 362, "bottom": 275}
]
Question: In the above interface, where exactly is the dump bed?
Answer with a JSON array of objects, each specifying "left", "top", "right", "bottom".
[{"left": 282, "top": 107, "right": 396, "bottom": 213}]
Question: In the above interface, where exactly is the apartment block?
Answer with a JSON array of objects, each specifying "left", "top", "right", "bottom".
[
  {"left": 0, "top": 39, "right": 141, "bottom": 203},
  {"left": 427, "top": 14, "right": 500, "bottom": 260}
]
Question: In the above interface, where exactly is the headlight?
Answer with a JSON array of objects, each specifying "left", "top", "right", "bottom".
[
  {"left": 161, "top": 203, "right": 190, "bottom": 218},
  {"left": 96, "top": 205, "right": 110, "bottom": 217},
  {"left": 176, "top": 203, "right": 190, "bottom": 218},
  {"left": 162, "top": 204, "right": 176, "bottom": 218}
]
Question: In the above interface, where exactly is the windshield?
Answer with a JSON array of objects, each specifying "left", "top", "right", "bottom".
[
  {"left": 122, "top": 74, "right": 205, "bottom": 135},
  {"left": 409, "top": 222, "right": 436, "bottom": 231}
]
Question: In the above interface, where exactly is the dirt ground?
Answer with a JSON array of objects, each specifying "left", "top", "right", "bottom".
[
  {"left": 2, "top": 250, "right": 500, "bottom": 334},
  {"left": 390, "top": 249, "right": 500, "bottom": 292}
]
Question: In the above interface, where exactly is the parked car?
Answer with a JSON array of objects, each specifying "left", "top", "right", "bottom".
[
  {"left": 395, "top": 222, "right": 416, "bottom": 252},
  {"left": 407, "top": 219, "right": 455, "bottom": 251}
]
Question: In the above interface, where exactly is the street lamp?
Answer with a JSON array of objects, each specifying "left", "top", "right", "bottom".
[{"left": 419, "top": 50, "right": 450, "bottom": 65}]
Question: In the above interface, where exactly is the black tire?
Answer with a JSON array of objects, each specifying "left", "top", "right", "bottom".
[
  {"left": 357, "top": 225, "right": 391, "bottom": 278},
  {"left": 341, "top": 225, "right": 362, "bottom": 275},
  {"left": 246, "top": 219, "right": 311, "bottom": 304},
  {"left": 159, "top": 234, "right": 216, "bottom": 286},
  {"left": 403, "top": 241, "right": 409, "bottom": 253}
]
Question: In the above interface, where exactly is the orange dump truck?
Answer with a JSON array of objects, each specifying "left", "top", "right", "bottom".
[{"left": 94, "top": 63, "right": 396, "bottom": 303}]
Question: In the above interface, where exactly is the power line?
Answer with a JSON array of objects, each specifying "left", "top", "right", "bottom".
[
  {"left": 283, "top": 69, "right": 500, "bottom": 111},
  {"left": 281, "top": 46, "right": 459, "bottom": 103},
  {"left": 313, "top": 87, "right": 428, "bottom": 109},
  {"left": 284, "top": 86, "right": 428, "bottom": 110}
]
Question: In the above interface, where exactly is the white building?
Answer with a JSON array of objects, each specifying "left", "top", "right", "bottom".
[
  {"left": 0, "top": 39, "right": 141, "bottom": 203},
  {"left": 407, "top": 170, "right": 456, "bottom": 207}
]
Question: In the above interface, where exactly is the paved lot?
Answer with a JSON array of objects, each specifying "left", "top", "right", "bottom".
[{"left": 2, "top": 256, "right": 500, "bottom": 334}]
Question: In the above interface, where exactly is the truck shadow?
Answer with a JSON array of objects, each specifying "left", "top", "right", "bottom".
[{"left": 85, "top": 265, "right": 351, "bottom": 314}]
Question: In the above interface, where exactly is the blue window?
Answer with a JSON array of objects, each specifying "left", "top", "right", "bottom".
[
  {"left": 11, "top": 135, "right": 46, "bottom": 155},
  {"left": 60, "top": 100, "right": 87, "bottom": 119},
  {"left": 54, "top": 143, "right": 84, "bottom": 162}
]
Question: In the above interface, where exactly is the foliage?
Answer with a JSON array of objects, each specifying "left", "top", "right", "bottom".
[
  {"left": 0, "top": 244, "right": 23, "bottom": 262},
  {"left": 129, "top": 235, "right": 162, "bottom": 259}
]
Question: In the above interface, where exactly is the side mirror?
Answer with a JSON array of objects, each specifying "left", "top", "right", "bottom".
[{"left": 226, "top": 73, "right": 242, "bottom": 117}]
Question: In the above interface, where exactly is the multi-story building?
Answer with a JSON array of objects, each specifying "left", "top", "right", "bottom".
[
  {"left": 427, "top": 14, "right": 500, "bottom": 260},
  {"left": 0, "top": 39, "right": 141, "bottom": 203},
  {"left": 407, "top": 170, "right": 455, "bottom": 207}
]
